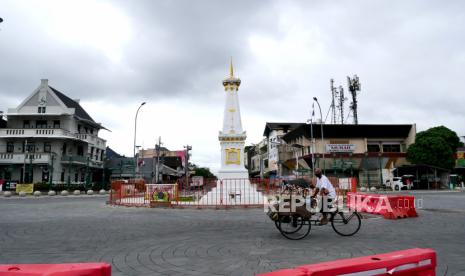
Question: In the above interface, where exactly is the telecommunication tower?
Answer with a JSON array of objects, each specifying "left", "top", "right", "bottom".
[{"left": 347, "top": 75, "right": 361, "bottom": 125}]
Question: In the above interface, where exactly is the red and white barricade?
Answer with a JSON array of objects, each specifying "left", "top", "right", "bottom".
[
  {"left": 0, "top": 262, "right": 111, "bottom": 276},
  {"left": 259, "top": 248, "right": 436, "bottom": 276},
  {"left": 347, "top": 192, "right": 418, "bottom": 219}
]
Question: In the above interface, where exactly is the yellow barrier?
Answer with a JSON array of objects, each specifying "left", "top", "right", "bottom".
[{"left": 16, "top": 184, "right": 34, "bottom": 194}]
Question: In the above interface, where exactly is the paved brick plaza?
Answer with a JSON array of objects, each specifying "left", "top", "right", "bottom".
[{"left": 0, "top": 192, "right": 465, "bottom": 275}]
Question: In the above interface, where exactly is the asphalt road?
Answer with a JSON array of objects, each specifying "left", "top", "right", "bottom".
[{"left": 0, "top": 192, "right": 464, "bottom": 275}]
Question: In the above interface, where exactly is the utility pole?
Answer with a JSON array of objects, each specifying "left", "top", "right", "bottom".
[
  {"left": 49, "top": 153, "right": 55, "bottom": 189},
  {"left": 85, "top": 155, "right": 90, "bottom": 190},
  {"left": 348, "top": 75, "right": 361, "bottom": 125},
  {"left": 184, "top": 145, "right": 192, "bottom": 187},
  {"left": 23, "top": 139, "right": 28, "bottom": 183},
  {"left": 155, "top": 136, "right": 162, "bottom": 183},
  {"left": 68, "top": 155, "right": 72, "bottom": 190}
]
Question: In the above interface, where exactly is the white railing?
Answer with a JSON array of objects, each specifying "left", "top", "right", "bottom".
[
  {"left": 0, "top": 152, "right": 51, "bottom": 164},
  {"left": 0, "top": 128, "right": 74, "bottom": 138},
  {"left": 74, "top": 133, "right": 105, "bottom": 147},
  {"left": 0, "top": 129, "right": 106, "bottom": 147}
]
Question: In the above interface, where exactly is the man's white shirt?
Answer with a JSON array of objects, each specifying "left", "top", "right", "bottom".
[{"left": 316, "top": 175, "right": 336, "bottom": 198}]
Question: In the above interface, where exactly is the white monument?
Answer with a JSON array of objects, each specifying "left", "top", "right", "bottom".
[
  {"left": 196, "top": 61, "right": 263, "bottom": 205},
  {"left": 217, "top": 60, "right": 249, "bottom": 180}
]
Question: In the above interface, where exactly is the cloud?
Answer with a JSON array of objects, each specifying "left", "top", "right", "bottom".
[{"left": 1, "top": 0, "right": 465, "bottom": 172}]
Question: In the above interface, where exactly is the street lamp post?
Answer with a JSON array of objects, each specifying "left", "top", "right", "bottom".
[
  {"left": 313, "top": 97, "right": 325, "bottom": 174},
  {"left": 133, "top": 102, "right": 146, "bottom": 179},
  {"left": 306, "top": 116, "right": 315, "bottom": 177}
]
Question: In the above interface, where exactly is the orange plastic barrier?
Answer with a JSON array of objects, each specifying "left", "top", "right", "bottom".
[
  {"left": 0, "top": 262, "right": 111, "bottom": 276},
  {"left": 259, "top": 248, "right": 436, "bottom": 276},
  {"left": 347, "top": 192, "right": 418, "bottom": 219},
  {"left": 351, "top": 177, "right": 357, "bottom": 193}
]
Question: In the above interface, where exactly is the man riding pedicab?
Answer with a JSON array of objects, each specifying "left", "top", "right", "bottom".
[{"left": 311, "top": 168, "right": 337, "bottom": 225}]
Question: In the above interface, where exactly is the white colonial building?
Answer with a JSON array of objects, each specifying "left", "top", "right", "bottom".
[{"left": 0, "top": 79, "right": 107, "bottom": 186}]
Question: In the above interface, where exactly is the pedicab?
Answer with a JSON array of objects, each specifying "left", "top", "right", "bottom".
[{"left": 267, "top": 179, "right": 361, "bottom": 240}]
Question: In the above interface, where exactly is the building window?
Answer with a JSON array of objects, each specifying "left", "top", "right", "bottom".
[
  {"left": 38, "top": 106, "right": 46, "bottom": 113},
  {"left": 7, "top": 142, "right": 14, "bottom": 153},
  {"left": 23, "top": 120, "right": 30, "bottom": 128},
  {"left": 367, "top": 144, "right": 380, "bottom": 152},
  {"left": 53, "top": 120, "right": 60, "bottom": 128},
  {"left": 62, "top": 143, "right": 67, "bottom": 155},
  {"left": 77, "top": 145, "right": 84, "bottom": 156},
  {"left": 100, "top": 151, "right": 104, "bottom": 161},
  {"left": 383, "top": 144, "right": 401, "bottom": 153},
  {"left": 61, "top": 171, "right": 65, "bottom": 182},
  {"left": 36, "top": 120, "right": 47, "bottom": 128},
  {"left": 23, "top": 142, "right": 35, "bottom": 153},
  {"left": 90, "top": 147, "right": 94, "bottom": 159},
  {"left": 44, "top": 142, "right": 51, "bottom": 153},
  {"left": 75, "top": 173, "right": 79, "bottom": 183},
  {"left": 78, "top": 125, "right": 82, "bottom": 133}
]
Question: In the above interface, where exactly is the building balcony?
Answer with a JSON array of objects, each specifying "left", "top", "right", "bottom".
[
  {"left": 0, "top": 128, "right": 106, "bottom": 148},
  {"left": 75, "top": 133, "right": 106, "bottom": 148},
  {"left": 60, "top": 155, "right": 104, "bottom": 168},
  {"left": 61, "top": 155, "right": 89, "bottom": 165},
  {"left": 0, "top": 152, "right": 52, "bottom": 164}
]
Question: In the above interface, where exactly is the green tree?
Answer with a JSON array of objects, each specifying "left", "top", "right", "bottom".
[
  {"left": 193, "top": 167, "right": 215, "bottom": 179},
  {"left": 415, "top": 126, "right": 462, "bottom": 150},
  {"left": 407, "top": 126, "right": 460, "bottom": 169}
]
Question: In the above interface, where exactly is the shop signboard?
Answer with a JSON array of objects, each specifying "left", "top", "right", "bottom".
[{"left": 326, "top": 144, "right": 355, "bottom": 153}]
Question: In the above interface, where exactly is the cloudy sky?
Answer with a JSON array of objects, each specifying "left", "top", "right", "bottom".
[{"left": 1, "top": 0, "right": 465, "bottom": 172}]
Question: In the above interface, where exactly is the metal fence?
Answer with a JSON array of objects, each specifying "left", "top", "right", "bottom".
[
  {"left": 109, "top": 179, "right": 147, "bottom": 207},
  {"left": 109, "top": 177, "right": 352, "bottom": 208}
]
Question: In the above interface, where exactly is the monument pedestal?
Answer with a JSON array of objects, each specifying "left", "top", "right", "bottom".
[
  {"left": 217, "top": 169, "right": 249, "bottom": 180},
  {"left": 198, "top": 178, "right": 264, "bottom": 205}
]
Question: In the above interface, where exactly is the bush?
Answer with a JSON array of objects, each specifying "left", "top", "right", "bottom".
[
  {"left": 34, "top": 182, "right": 50, "bottom": 192},
  {"left": 49, "top": 184, "right": 86, "bottom": 192}
]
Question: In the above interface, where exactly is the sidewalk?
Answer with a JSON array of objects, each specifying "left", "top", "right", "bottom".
[{"left": 0, "top": 191, "right": 109, "bottom": 199}]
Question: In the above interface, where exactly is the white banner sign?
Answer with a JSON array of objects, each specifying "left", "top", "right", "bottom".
[{"left": 326, "top": 144, "right": 355, "bottom": 153}]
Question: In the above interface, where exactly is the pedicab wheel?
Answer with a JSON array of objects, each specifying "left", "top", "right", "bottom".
[
  {"left": 275, "top": 215, "right": 303, "bottom": 234},
  {"left": 331, "top": 211, "right": 362, "bottom": 237},
  {"left": 277, "top": 214, "right": 311, "bottom": 240}
]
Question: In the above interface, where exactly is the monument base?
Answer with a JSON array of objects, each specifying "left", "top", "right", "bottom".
[
  {"left": 198, "top": 178, "right": 264, "bottom": 205},
  {"left": 217, "top": 169, "right": 249, "bottom": 180}
]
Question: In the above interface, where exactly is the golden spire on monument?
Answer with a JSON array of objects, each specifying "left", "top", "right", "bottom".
[{"left": 223, "top": 57, "right": 241, "bottom": 87}]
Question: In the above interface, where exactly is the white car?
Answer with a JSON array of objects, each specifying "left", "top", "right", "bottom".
[{"left": 385, "top": 177, "right": 413, "bottom": 191}]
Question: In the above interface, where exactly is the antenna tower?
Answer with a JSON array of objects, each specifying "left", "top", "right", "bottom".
[
  {"left": 336, "top": 85, "right": 346, "bottom": 124},
  {"left": 330, "top": 79, "right": 337, "bottom": 124},
  {"left": 347, "top": 75, "right": 361, "bottom": 125}
]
